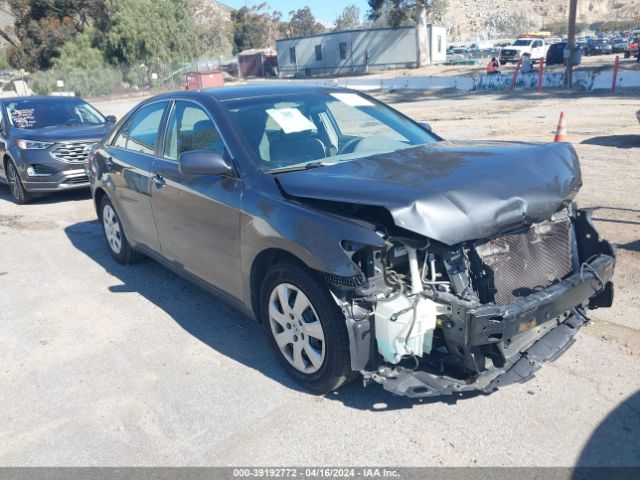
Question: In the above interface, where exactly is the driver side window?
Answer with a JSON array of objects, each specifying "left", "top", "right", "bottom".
[{"left": 163, "top": 101, "right": 225, "bottom": 162}]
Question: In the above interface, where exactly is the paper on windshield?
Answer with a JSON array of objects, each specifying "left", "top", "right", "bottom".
[
  {"left": 266, "top": 108, "right": 315, "bottom": 134},
  {"left": 330, "top": 93, "right": 374, "bottom": 107},
  {"left": 7, "top": 104, "right": 37, "bottom": 128}
]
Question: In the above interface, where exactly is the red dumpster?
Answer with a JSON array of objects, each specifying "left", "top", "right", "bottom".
[{"left": 185, "top": 71, "right": 224, "bottom": 90}]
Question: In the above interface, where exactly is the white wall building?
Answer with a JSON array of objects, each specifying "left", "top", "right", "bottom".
[{"left": 276, "top": 25, "right": 447, "bottom": 77}]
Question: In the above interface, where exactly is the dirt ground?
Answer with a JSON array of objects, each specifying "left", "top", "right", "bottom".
[{"left": 0, "top": 89, "right": 638, "bottom": 467}]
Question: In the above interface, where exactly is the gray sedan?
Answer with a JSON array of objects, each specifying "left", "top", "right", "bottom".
[{"left": 88, "top": 85, "right": 615, "bottom": 398}]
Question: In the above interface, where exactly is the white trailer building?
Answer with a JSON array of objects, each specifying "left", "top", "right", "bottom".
[{"left": 276, "top": 25, "right": 447, "bottom": 77}]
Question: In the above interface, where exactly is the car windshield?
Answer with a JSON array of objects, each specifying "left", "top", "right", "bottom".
[
  {"left": 223, "top": 91, "right": 439, "bottom": 172},
  {"left": 4, "top": 99, "right": 105, "bottom": 130},
  {"left": 513, "top": 39, "right": 533, "bottom": 46}
]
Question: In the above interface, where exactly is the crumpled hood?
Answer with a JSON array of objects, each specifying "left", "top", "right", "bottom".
[{"left": 276, "top": 140, "right": 582, "bottom": 245}]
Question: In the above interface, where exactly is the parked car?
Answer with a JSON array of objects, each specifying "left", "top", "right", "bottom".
[
  {"left": 499, "top": 37, "right": 549, "bottom": 64},
  {"left": 584, "top": 39, "right": 613, "bottom": 56},
  {"left": 546, "top": 42, "right": 583, "bottom": 66},
  {"left": 0, "top": 96, "right": 115, "bottom": 204},
  {"left": 624, "top": 34, "right": 639, "bottom": 58},
  {"left": 546, "top": 42, "right": 568, "bottom": 65},
  {"left": 449, "top": 47, "right": 469, "bottom": 55},
  {"left": 88, "top": 86, "right": 615, "bottom": 398},
  {"left": 611, "top": 37, "right": 628, "bottom": 53}
]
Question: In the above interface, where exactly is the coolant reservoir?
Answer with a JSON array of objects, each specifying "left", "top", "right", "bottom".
[{"left": 374, "top": 296, "right": 447, "bottom": 364}]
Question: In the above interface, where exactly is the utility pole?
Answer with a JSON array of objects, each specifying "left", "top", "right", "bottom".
[{"left": 565, "top": 0, "right": 578, "bottom": 88}]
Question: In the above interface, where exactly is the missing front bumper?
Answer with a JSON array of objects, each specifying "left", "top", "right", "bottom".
[
  {"left": 364, "top": 253, "right": 615, "bottom": 398},
  {"left": 366, "top": 311, "right": 587, "bottom": 398}
]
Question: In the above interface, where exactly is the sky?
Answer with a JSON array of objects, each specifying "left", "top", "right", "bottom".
[{"left": 222, "top": 0, "right": 371, "bottom": 25}]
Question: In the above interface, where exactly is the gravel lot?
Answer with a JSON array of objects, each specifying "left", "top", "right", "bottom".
[{"left": 1, "top": 90, "right": 639, "bottom": 467}]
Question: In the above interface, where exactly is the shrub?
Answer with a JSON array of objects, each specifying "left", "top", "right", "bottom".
[
  {"left": 25, "top": 28, "right": 123, "bottom": 97},
  {"left": 28, "top": 66, "right": 122, "bottom": 97}
]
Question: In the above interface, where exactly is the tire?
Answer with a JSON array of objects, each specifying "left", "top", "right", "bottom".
[
  {"left": 5, "top": 160, "right": 33, "bottom": 205},
  {"left": 500, "top": 60, "right": 507, "bottom": 66},
  {"left": 99, "top": 195, "right": 143, "bottom": 264},
  {"left": 624, "top": 51, "right": 630, "bottom": 59},
  {"left": 260, "top": 261, "right": 356, "bottom": 393}
]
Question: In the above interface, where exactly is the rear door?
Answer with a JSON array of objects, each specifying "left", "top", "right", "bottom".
[
  {"left": 150, "top": 100, "right": 243, "bottom": 298},
  {"left": 101, "top": 101, "right": 169, "bottom": 252}
]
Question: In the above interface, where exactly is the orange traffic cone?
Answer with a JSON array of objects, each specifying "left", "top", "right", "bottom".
[{"left": 554, "top": 111, "right": 568, "bottom": 142}]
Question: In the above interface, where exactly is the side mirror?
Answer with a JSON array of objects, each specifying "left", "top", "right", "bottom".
[
  {"left": 179, "top": 150, "right": 234, "bottom": 176},
  {"left": 105, "top": 115, "right": 117, "bottom": 123},
  {"left": 420, "top": 121, "right": 432, "bottom": 132}
]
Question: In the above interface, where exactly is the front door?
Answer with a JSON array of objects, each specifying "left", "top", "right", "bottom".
[{"left": 150, "top": 100, "right": 243, "bottom": 298}]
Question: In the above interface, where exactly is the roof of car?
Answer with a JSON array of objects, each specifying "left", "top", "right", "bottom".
[
  {"left": 0, "top": 95, "right": 87, "bottom": 103},
  {"left": 150, "top": 84, "right": 347, "bottom": 103}
]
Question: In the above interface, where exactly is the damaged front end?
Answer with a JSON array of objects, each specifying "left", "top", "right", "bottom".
[{"left": 330, "top": 207, "right": 615, "bottom": 398}]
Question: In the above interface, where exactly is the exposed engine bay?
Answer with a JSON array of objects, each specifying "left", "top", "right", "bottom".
[{"left": 326, "top": 206, "right": 615, "bottom": 398}]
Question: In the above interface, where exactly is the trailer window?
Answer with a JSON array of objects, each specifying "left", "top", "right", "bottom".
[{"left": 339, "top": 42, "right": 347, "bottom": 60}]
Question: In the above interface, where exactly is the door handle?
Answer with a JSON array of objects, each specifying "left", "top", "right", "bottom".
[
  {"left": 152, "top": 173, "right": 166, "bottom": 189},
  {"left": 103, "top": 157, "right": 113, "bottom": 171}
]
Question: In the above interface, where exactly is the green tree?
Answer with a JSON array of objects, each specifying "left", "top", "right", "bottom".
[
  {"left": 286, "top": 6, "right": 325, "bottom": 38},
  {"left": 334, "top": 5, "right": 362, "bottom": 32},
  {"left": 6, "top": 0, "right": 109, "bottom": 70},
  {"left": 231, "top": 4, "right": 283, "bottom": 54},
  {"left": 106, "top": 0, "right": 200, "bottom": 66},
  {"left": 52, "top": 29, "right": 105, "bottom": 70}
]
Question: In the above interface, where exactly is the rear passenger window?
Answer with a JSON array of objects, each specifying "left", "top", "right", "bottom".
[{"left": 113, "top": 102, "right": 167, "bottom": 154}]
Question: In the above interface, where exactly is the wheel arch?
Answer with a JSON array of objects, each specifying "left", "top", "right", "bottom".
[
  {"left": 93, "top": 186, "right": 107, "bottom": 217},
  {"left": 249, "top": 248, "right": 316, "bottom": 323},
  {"left": 3, "top": 154, "right": 12, "bottom": 175}
]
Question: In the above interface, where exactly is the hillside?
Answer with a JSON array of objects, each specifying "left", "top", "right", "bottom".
[{"left": 439, "top": 0, "right": 640, "bottom": 40}]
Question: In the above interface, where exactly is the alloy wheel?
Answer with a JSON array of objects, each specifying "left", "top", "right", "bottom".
[
  {"left": 102, "top": 204, "right": 122, "bottom": 255},
  {"left": 7, "top": 162, "right": 21, "bottom": 200},
  {"left": 268, "top": 283, "right": 326, "bottom": 374}
]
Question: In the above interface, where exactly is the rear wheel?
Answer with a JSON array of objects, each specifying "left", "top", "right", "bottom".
[
  {"left": 99, "top": 196, "right": 143, "bottom": 264},
  {"left": 6, "top": 160, "right": 33, "bottom": 205},
  {"left": 260, "top": 261, "right": 356, "bottom": 393}
]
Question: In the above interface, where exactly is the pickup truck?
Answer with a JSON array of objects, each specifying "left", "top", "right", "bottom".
[{"left": 499, "top": 38, "right": 549, "bottom": 65}]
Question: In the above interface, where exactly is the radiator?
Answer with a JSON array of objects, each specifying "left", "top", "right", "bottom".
[{"left": 471, "top": 217, "right": 575, "bottom": 306}]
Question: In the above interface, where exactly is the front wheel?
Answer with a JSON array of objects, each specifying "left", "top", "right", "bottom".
[
  {"left": 6, "top": 160, "right": 33, "bottom": 205},
  {"left": 260, "top": 261, "right": 356, "bottom": 393},
  {"left": 99, "top": 196, "right": 143, "bottom": 264}
]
